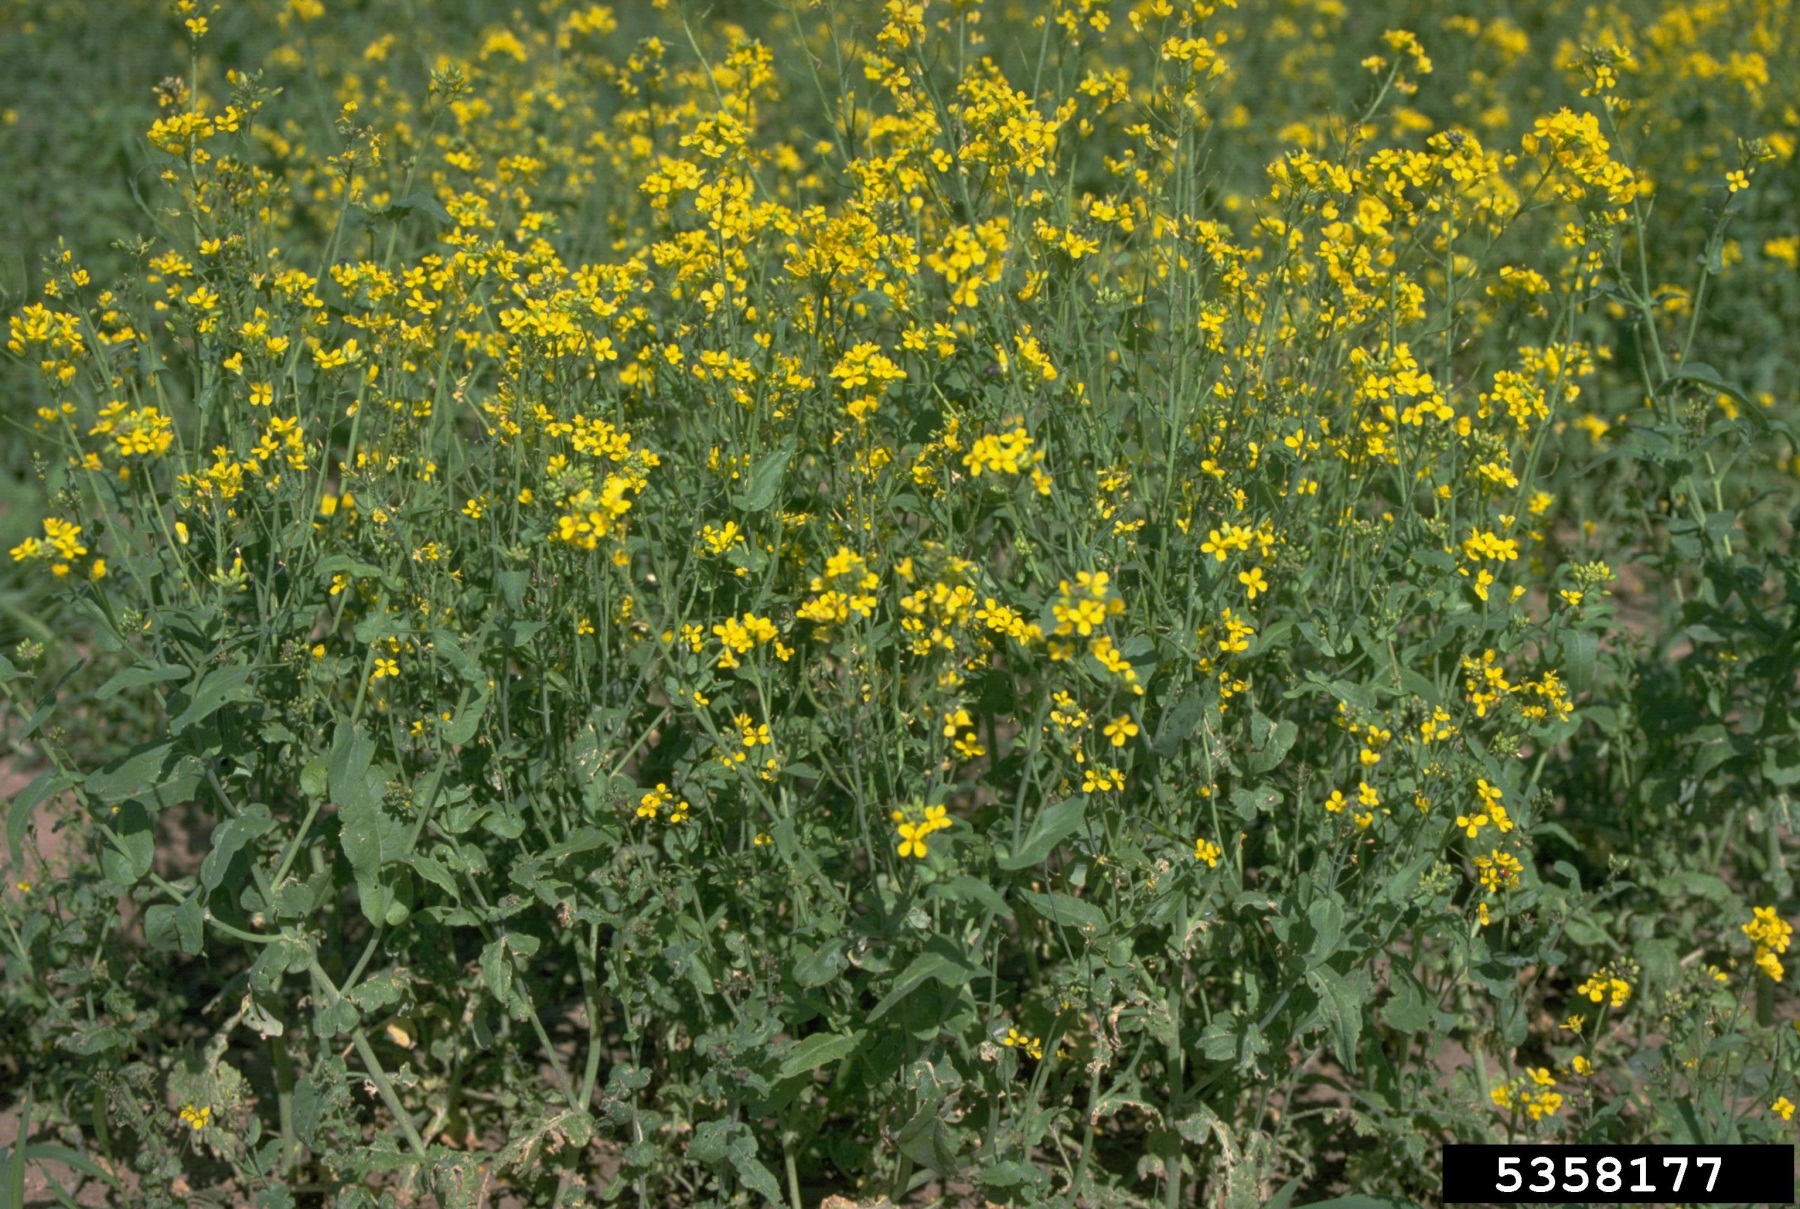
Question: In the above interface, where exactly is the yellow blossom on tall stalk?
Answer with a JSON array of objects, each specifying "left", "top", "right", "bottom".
[{"left": 1743, "top": 907, "right": 1793, "bottom": 982}]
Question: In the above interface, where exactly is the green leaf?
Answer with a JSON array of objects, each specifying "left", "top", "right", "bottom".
[
  {"left": 168, "top": 664, "right": 258, "bottom": 736},
  {"left": 144, "top": 894, "right": 203, "bottom": 954},
  {"left": 1305, "top": 895, "right": 1344, "bottom": 968},
  {"left": 996, "top": 795, "right": 1086, "bottom": 869},
  {"left": 1151, "top": 689, "right": 1204, "bottom": 757},
  {"left": 791, "top": 940, "right": 848, "bottom": 987},
  {"left": 725, "top": 1136, "right": 783, "bottom": 1205},
  {"left": 1665, "top": 362, "right": 1752, "bottom": 407},
  {"left": 442, "top": 689, "right": 489, "bottom": 746},
  {"left": 867, "top": 942, "right": 980, "bottom": 1021},
  {"left": 1230, "top": 785, "right": 1280, "bottom": 822},
  {"left": 300, "top": 757, "right": 328, "bottom": 799},
  {"left": 317, "top": 554, "right": 399, "bottom": 592},
  {"left": 86, "top": 742, "right": 202, "bottom": 809},
  {"left": 1292, "top": 1198, "right": 1423, "bottom": 1209},
  {"left": 1247, "top": 712, "right": 1298, "bottom": 774},
  {"left": 1564, "top": 630, "right": 1598, "bottom": 696},
  {"left": 429, "top": 629, "right": 484, "bottom": 682},
  {"left": 1303, "top": 673, "right": 1377, "bottom": 712},
  {"left": 1018, "top": 888, "right": 1107, "bottom": 934},
  {"left": 497, "top": 569, "right": 529, "bottom": 610},
  {"left": 329, "top": 720, "right": 402, "bottom": 926},
  {"left": 8, "top": 769, "right": 76, "bottom": 865},
  {"left": 1307, "top": 966, "right": 1365, "bottom": 1074},
  {"left": 371, "top": 192, "right": 452, "bottom": 224},
  {"left": 732, "top": 442, "right": 794, "bottom": 513},
  {"left": 406, "top": 852, "right": 460, "bottom": 898},
  {"left": 345, "top": 969, "right": 408, "bottom": 1012},
  {"left": 480, "top": 936, "right": 514, "bottom": 1011},
  {"left": 932, "top": 875, "right": 1012, "bottom": 919},
  {"left": 500, "top": 620, "right": 545, "bottom": 649},
  {"left": 94, "top": 663, "right": 189, "bottom": 699},
  {"left": 775, "top": 1030, "right": 863, "bottom": 1080},
  {"left": 15, "top": 1144, "right": 122, "bottom": 1188},
  {"left": 352, "top": 611, "right": 405, "bottom": 644},
  {"left": 99, "top": 801, "right": 155, "bottom": 889},
  {"left": 200, "top": 803, "right": 275, "bottom": 894},
  {"left": 1378, "top": 974, "right": 1439, "bottom": 1035}
]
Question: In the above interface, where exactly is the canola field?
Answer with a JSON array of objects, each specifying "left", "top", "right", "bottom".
[{"left": 0, "top": 0, "right": 1798, "bottom": 1205}]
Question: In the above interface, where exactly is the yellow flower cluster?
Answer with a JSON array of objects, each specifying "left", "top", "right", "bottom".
[
  {"left": 893, "top": 803, "right": 951, "bottom": 859},
  {"left": 1490, "top": 1067, "right": 1563, "bottom": 1121},
  {"left": 637, "top": 783, "right": 691, "bottom": 824},
  {"left": 1577, "top": 968, "right": 1632, "bottom": 1009},
  {"left": 1742, "top": 906, "right": 1793, "bottom": 983},
  {"left": 9, "top": 517, "right": 95, "bottom": 579}
]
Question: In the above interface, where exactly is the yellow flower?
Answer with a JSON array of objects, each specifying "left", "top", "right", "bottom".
[
  {"left": 1743, "top": 906, "right": 1793, "bottom": 984},
  {"left": 1102, "top": 714, "right": 1138, "bottom": 747},
  {"left": 1772, "top": 1097, "right": 1796, "bottom": 1121},
  {"left": 896, "top": 820, "right": 930, "bottom": 859},
  {"left": 1237, "top": 567, "right": 1268, "bottom": 599},
  {"left": 371, "top": 657, "right": 399, "bottom": 681},
  {"left": 1193, "top": 837, "right": 1222, "bottom": 867},
  {"left": 1577, "top": 970, "right": 1630, "bottom": 1008}
]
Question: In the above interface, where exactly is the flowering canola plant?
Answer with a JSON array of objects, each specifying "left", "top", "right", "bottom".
[{"left": 1, "top": 0, "right": 1798, "bottom": 1202}]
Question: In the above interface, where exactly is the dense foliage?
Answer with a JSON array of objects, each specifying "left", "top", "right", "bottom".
[{"left": 2, "top": 0, "right": 1798, "bottom": 1205}]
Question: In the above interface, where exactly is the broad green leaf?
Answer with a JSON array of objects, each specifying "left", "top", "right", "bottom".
[
  {"left": 1247, "top": 713, "right": 1299, "bottom": 775},
  {"left": 868, "top": 942, "right": 980, "bottom": 1021},
  {"left": 169, "top": 664, "right": 258, "bottom": 736},
  {"left": 997, "top": 795, "right": 1086, "bottom": 870},
  {"left": 8, "top": 769, "right": 76, "bottom": 864},
  {"left": 300, "top": 757, "right": 328, "bottom": 799},
  {"left": 725, "top": 1135, "right": 783, "bottom": 1206},
  {"left": 1307, "top": 966, "right": 1364, "bottom": 1074},
  {"left": 1665, "top": 361, "right": 1751, "bottom": 407},
  {"left": 500, "top": 620, "right": 544, "bottom": 648},
  {"left": 732, "top": 442, "right": 793, "bottom": 513},
  {"left": 1378, "top": 974, "right": 1436, "bottom": 1035},
  {"left": 429, "top": 629, "right": 484, "bottom": 682},
  {"left": 1230, "top": 785, "right": 1280, "bottom": 822},
  {"left": 442, "top": 689, "right": 489, "bottom": 746},
  {"left": 479, "top": 936, "right": 513, "bottom": 1011},
  {"left": 99, "top": 800, "right": 155, "bottom": 889},
  {"left": 352, "top": 611, "right": 405, "bottom": 643},
  {"left": 791, "top": 940, "right": 848, "bottom": 987},
  {"left": 932, "top": 875, "right": 1012, "bottom": 919},
  {"left": 1305, "top": 895, "right": 1344, "bottom": 968},
  {"left": 497, "top": 569, "right": 529, "bottom": 610},
  {"left": 200, "top": 802, "right": 276, "bottom": 894},
  {"left": 317, "top": 554, "right": 399, "bottom": 591},
  {"left": 329, "top": 720, "right": 402, "bottom": 926},
  {"left": 1563, "top": 629, "right": 1598, "bottom": 695},
  {"left": 16, "top": 1144, "right": 121, "bottom": 1188},
  {"left": 775, "top": 1030, "right": 862, "bottom": 1080},
  {"left": 1018, "top": 888, "right": 1107, "bottom": 934},
  {"left": 144, "top": 894, "right": 203, "bottom": 954},
  {"left": 1151, "top": 689, "right": 1204, "bottom": 757},
  {"left": 405, "top": 852, "right": 460, "bottom": 897},
  {"left": 85, "top": 741, "right": 201, "bottom": 808},
  {"left": 94, "top": 663, "right": 189, "bottom": 699}
]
